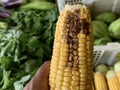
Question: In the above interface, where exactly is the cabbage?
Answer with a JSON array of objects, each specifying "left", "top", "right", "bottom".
[
  {"left": 92, "top": 20, "right": 109, "bottom": 39},
  {"left": 94, "top": 37, "right": 112, "bottom": 45},
  {"left": 95, "top": 12, "right": 117, "bottom": 24},
  {"left": 109, "top": 18, "right": 120, "bottom": 39}
]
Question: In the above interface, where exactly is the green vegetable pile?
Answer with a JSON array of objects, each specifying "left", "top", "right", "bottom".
[
  {"left": 92, "top": 12, "right": 120, "bottom": 45},
  {"left": 0, "top": 1, "right": 58, "bottom": 90}
]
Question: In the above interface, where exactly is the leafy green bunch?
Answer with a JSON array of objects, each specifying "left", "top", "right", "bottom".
[{"left": 0, "top": 8, "right": 58, "bottom": 90}]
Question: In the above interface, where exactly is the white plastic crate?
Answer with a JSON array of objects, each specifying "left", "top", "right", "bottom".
[{"left": 94, "top": 43, "right": 120, "bottom": 66}]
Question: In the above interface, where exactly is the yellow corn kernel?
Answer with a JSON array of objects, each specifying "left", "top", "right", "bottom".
[
  {"left": 106, "top": 70, "right": 120, "bottom": 90},
  {"left": 116, "top": 72, "right": 120, "bottom": 83},
  {"left": 49, "top": 4, "right": 93, "bottom": 90},
  {"left": 114, "top": 61, "right": 120, "bottom": 83},
  {"left": 94, "top": 72, "right": 108, "bottom": 90}
]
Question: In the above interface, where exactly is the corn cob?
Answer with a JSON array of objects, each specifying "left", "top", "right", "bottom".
[
  {"left": 106, "top": 70, "right": 120, "bottom": 90},
  {"left": 94, "top": 72, "right": 108, "bottom": 90},
  {"left": 49, "top": 4, "right": 93, "bottom": 90},
  {"left": 92, "top": 79, "right": 95, "bottom": 90},
  {"left": 114, "top": 61, "right": 120, "bottom": 83},
  {"left": 115, "top": 72, "right": 120, "bottom": 83}
]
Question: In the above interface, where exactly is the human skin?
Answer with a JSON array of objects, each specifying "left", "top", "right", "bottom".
[{"left": 24, "top": 61, "right": 50, "bottom": 90}]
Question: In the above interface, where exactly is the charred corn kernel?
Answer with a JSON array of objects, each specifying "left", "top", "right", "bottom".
[
  {"left": 49, "top": 4, "right": 93, "bottom": 90},
  {"left": 94, "top": 72, "right": 108, "bottom": 90},
  {"left": 106, "top": 70, "right": 120, "bottom": 90}
]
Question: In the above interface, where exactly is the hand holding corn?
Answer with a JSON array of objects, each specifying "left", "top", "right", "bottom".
[{"left": 24, "top": 61, "right": 50, "bottom": 90}]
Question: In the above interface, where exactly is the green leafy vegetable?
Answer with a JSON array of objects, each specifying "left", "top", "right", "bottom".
[
  {"left": 14, "top": 75, "right": 31, "bottom": 90},
  {"left": 0, "top": 7, "right": 58, "bottom": 89},
  {"left": 0, "top": 68, "right": 3, "bottom": 83},
  {"left": 25, "top": 59, "right": 40, "bottom": 73},
  {"left": 0, "top": 22, "right": 8, "bottom": 30},
  {"left": 0, "top": 56, "right": 12, "bottom": 70},
  {"left": 0, "top": 29, "right": 22, "bottom": 62},
  {"left": 27, "top": 36, "right": 40, "bottom": 49},
  {"left": 2, "top": 71, "right": 11, "bottom": 89}
]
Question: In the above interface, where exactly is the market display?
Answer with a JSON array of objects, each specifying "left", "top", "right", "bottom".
[
  {"left": 93, "top": 61, "right": 120, "bottom": 90},
  {"left": 92, "top": 12, "right": 120, "bottom": 45},
  {"left": 0, "top": 0, "right": 120, "bottom": 90}
]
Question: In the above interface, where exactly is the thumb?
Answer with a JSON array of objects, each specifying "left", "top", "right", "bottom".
[
  {"left": 24, "top": 61, "right": 50, "bottom": 90},
  {"left": 36, "top": 61, "right": 50, "bottom": 78}
]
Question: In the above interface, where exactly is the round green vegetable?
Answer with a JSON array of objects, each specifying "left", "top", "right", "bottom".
[
  {"left": 94, "top": 37, "right": 111, "bottom": 45},
  {"left": 95, "top": 12, "right": 117, "bottom": 24},
  {"left": 92, "top": 20, "right": 109, "bottom": 39},
  {"left": 108, "top": 18, "right": 120, "bottom": 39},
  {"left": 95, "top": 64, "right": 108, "bottom": 73}
]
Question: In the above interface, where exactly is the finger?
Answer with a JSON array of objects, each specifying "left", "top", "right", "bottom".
[
  {"left": 36, "top": 61, "right": 50, "bottom": 79},
  {"left": 24, "top": 61, "right": 51, "bottom": 90}
]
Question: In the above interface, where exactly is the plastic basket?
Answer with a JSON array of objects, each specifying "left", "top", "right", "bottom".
[{"left": 94, "top": 43, "right": 120, "bottom": 66}]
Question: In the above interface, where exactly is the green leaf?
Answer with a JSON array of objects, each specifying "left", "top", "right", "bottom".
[
  {"left": 43, "top": 9, "right": 58, "bottom": 22},
  {"left": 0, "top": 22, "right": 8, "bottom": 30},
  {"left": 0, "top": 56, "right": 12, "bottom": 70},
  {"left": 0, "top": 68, "right": 3, "bottom": 84},
  {"left": 2, "top": 71, "right": 11, "bottom": 89},
  {"left": 14, "top": 75, "right": 31, "bottom": 90},
  {"left": 25, "top": 59, "right": 39, "bottom": 73},
  {"left": 34, "top": 47, "right": 44, "bottom": 58},
  {"left": 27, "top": 36, "right": 40, "bottom": 49}
]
